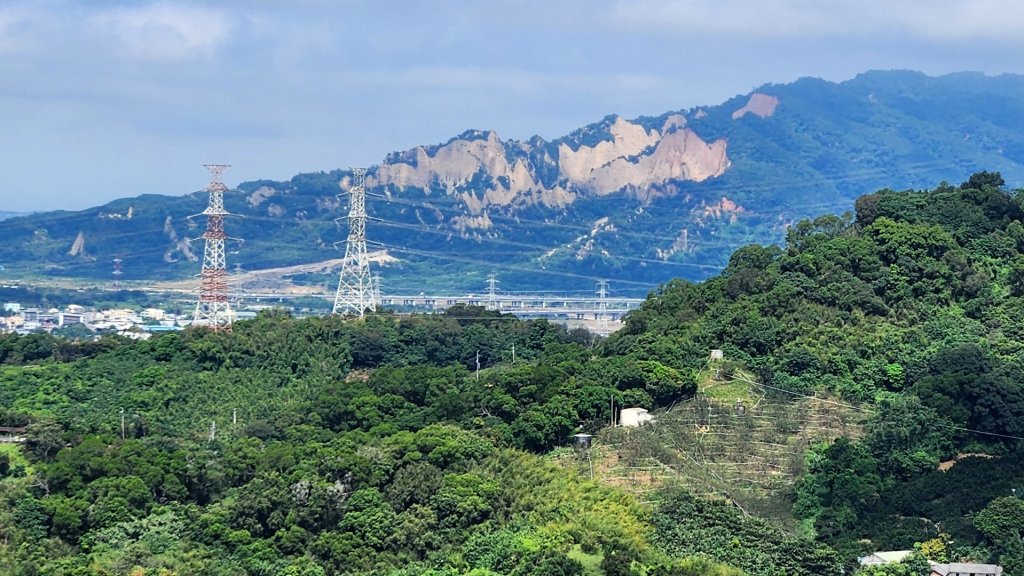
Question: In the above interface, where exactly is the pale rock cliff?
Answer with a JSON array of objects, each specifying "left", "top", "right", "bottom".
[
  {"left": 370, "top": 113, "right": 731, "bottom": 229},
  {"left": 732, "top": 93, "right": 779, "bottom": 120}
]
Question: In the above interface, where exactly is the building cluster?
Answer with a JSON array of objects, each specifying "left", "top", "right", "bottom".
[{"left": 1, "top": 302, "right": 189, "bottom": 338}]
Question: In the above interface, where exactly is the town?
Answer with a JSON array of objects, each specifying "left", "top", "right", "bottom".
[{"left": 0, "top": 300, "right": 259, "bottom": 338}]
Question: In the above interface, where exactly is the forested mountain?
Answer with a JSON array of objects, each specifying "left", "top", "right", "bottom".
[
  {"left": 2, "top": 173, "right": 1024, "bottom": 575},
  {"left": 3, "top": 71, "right": 1024, "bottom": 294},
  {"left": 608, "top": 171, "right": 1024, "bottom": 571}
]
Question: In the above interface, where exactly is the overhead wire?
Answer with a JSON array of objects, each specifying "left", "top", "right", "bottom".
[
  {"left": 370, "top": 218, "right": 725, "bottom": 272},
  {"left": 2, "top": 156, "right": 965, "bottom": 253},
  {"left": 369, "top": 240, "right": 657, "bottom": 288},
  {"left": 2, "top": 156, "right": 971, "bottom": 285},
  {"left": 1, "top": 156, "right": 1003, "bottom": 306}
]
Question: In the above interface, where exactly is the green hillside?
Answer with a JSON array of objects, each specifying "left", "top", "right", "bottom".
[
  {"left": 607, "top": 171, "right": 1024, "bottom": 570},
  {"left": 2, "top": 172, "right": 1024, "bottom": 575},
  {"left": 0, "top": 310, "right": 831, "bottom": 575}
]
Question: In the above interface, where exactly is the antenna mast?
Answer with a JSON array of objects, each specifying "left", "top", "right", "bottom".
[
  {"left": 193, "top": 164, "right": 234, "bottom": 330},
  {"left": 333, "top": 168, "right": 377, "bottom": 316}
]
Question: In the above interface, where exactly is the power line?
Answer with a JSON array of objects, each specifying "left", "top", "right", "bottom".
[
  {"left": 369, "top": 241, "right": 658, "bottom": 288},
  {"left": 370, "top": 218, "right": 726, "bottom": 271}
]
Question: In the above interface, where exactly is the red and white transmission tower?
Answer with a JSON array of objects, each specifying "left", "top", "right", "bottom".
[
  {"left": 112, "top": 256, "right": 123, "bottom": 290},
  {"left": 333, "top": 168, "right": 377, "bottom": 316},
  {"left": 193, "top": 164, "right": 234, "bottom": 330}
]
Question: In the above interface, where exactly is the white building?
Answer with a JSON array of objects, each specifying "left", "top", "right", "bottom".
[
  {"left": 619, "top": 407, "right": 654, "bottom": 427},
  {"left": 859, "top": 551, "right": 913, "bottom": 566}
]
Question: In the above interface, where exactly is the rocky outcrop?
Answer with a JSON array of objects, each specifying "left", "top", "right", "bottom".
[
  {"left": 68, "top": 231, "right": 86, "bottom": 257},
  {"left": 370, "top": 113, "right": 730, "bottom": 224},
  {"left": 732, "top": 93, "right": 779, "bottom": 120},
  {"left": 561, "top": 115, "right": 728, "bottom": 196}
]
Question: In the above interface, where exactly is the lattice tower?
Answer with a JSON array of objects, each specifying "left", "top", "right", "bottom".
[
  {"left": 193, "top": 164, "right": 234, "bottom": 330},
  {"left": 372, "top": 273, "right": 383, "bottom": 308},
  {"left": 486, "top": 274, "right": 499, "bottom": 311},
  {"left": 112, "top": 256, "right": 123, "bottom": 290},
  {"left": 596, "top": 280, "right": 610, "bottom": 333},
  {"left": 333, "top": 168, "right": 377, "bottom": 316}
]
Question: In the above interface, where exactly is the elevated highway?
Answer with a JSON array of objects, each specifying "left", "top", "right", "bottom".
[{"left": 379, "top": 293, "right": 644, "bottom": 320}]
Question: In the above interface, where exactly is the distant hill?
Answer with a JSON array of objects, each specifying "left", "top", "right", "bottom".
[
  {"left": 0, "top": 211, "right": 27, "bottom": 221},
  {"left": 3, "top": 70, "right": 1024, "bottom": 295}
]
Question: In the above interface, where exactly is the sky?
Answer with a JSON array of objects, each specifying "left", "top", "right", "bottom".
[{"left": 3, "top": 0, "right": 1024, "bottom": 212}]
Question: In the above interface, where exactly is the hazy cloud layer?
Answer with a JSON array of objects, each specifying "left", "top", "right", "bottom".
[
  {"left": 1, "top": 0, "right": 1023, "bottom": 211},
  {"left": 88, "top": 3, "right": 236, "bottom": 61}
]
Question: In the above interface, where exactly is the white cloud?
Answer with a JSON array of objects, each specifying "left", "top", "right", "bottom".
[
  {"left": 608, "top": 0, "right": 1024, "bottom": 42},
  {"left": 609, "top": 0, "right": 833, "bottom": 37},
  {"left": 351, "top": 66, "right": 667, "bottom": 96},
  {"left": 0, "top": 6, "right": 38, "bottom": 54},
  {"left": 89, "top": 2, "right": 235, "bottom": 61},
  {"left": 895, "top": 0, "right": 1024, "bottom": 41}
]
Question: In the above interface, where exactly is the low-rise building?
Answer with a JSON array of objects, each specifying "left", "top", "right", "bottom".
[
  {"left": 619, "top": 407, "right": 654, "bottom": 427},
  {"left": 930, "top": 562, "right": 1003, "bottom": 576},
  {"left": 59, "top": 312, "right": 84, "bottom": 326},
  {"left": 858, "top": 551, "right": 914, "bottom": 566}
]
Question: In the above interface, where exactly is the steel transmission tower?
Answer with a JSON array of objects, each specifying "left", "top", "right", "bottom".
[
  {"left": 486, "top": 274, "right": 499, "bottom": 311},
  {"left": 112, "top": 256, "right": 123, "bottom": 290},
  {"left": 372, "top": 273, "right": 383, "bottom": 308},
  {"left": 193, "top": 164, "right": 234, "bottom": 330},
  {"left": 333, "top": 168, "right": 377, "bottom": 316},
  {"left": 596, "top": 280, "right": 610, "bottom": 333}
]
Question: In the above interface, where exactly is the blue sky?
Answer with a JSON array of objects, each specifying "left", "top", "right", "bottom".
[{"left": 2, "top": 0, "right": 1024, "bottom": 212}]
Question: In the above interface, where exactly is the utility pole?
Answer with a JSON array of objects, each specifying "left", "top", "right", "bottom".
[
  {"left": 511, "top": 343, "right": 515, "bottom": 364},
  {"left": 193, "top": 164, "right": 234, "bottom": 330},
  {"left": 333, "top": 168, "right": 377, "bottom": 316},
  {"left": 209, "top": 420, "right": 217, "bottom": 442},
  {"left": 486, "top": 274, "right": 499, "bottom": 311},
  {"left": 120, "top": 408, "right": 125, "bottom": 440},
  {"left": 476, "top": 350, "right": 481, "bottom": 381}
]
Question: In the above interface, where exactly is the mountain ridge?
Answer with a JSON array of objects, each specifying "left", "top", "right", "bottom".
[{"left": 3, "top": 70, "right": 1024, "bottom": 295}]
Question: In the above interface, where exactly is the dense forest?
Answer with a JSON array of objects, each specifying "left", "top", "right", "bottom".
[{"left": 2, "top": 172, "right": 1024, "bottom": 575}]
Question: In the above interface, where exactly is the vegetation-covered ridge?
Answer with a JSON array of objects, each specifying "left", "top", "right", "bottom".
[
  {"left": 3, "top": 172, "right": 1024, "bottom": 574},
  {"left": 0, "top": 306, "right": 820, "bottom": 575},
  {"left": 608, "top": 171, "right": 1024, "bottom": 572}
]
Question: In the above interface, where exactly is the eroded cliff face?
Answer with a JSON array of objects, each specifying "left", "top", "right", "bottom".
[
  {"left": 732, "top": 93, "right": 779, "bottom": 120},
  {"left": 370, "top": 113, "right": 731, "bottom": 228}
]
